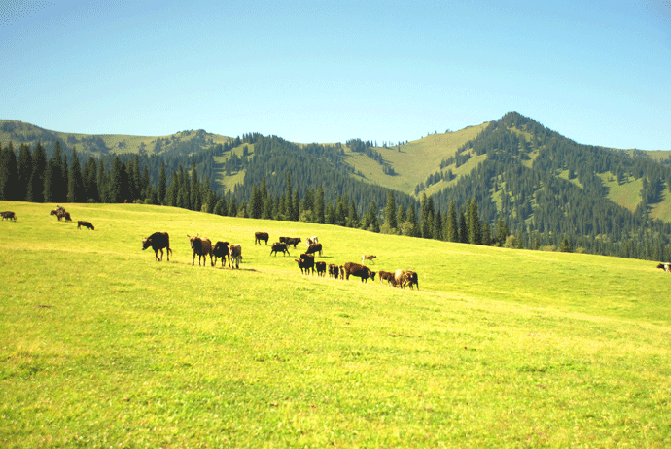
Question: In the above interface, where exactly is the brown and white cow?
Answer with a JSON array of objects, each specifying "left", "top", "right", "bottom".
[
  {"left": 229, "top": 244, "right": 242, "bottom": 269},
  {"left": 142, "top": 232, "right": 172, "bottom": 261},
  {"left": 188, "top": 235, "right": 213, "bottom": 266}
]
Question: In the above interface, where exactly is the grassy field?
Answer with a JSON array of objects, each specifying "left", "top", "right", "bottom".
[{"left": 1, "top": 201, "right": 671, "bottom": 447}]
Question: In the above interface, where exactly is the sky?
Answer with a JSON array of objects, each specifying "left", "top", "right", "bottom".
[{"left": 1, "top": 0, "right": 670, "bottom": 151}]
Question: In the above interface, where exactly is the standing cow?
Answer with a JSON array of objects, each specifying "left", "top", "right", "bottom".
[
  {"left": 142, "top": 232, "right": 172, "bottom": 261},
  {"left": 343, "top": 262, "right": 376, "bottom": 283},
  {"left": 188, "top": 235, "right": 213, "bottom": 266},
  {"left": 255, "top": 232, "right": 269, "bottom": 245},
  {"left": 212, "top": 241, "right": 230, "bottom": 267},
  {"left": 270, "top": 242, "right": 290, "bottom": 257},
  {"left": 228, "top": 244, "right": 242, "bottom": 269}
]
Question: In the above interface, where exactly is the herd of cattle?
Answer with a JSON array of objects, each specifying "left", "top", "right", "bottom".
[{"left": 141, "top": 230, "right": 420, "bottom": 290}]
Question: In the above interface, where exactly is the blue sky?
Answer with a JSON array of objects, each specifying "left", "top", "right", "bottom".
[{"left": 1, "top": 0, "right": 670, "bottom": 151}]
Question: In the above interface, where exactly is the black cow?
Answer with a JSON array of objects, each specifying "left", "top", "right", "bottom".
[
  {"left": 212, "top": 241, "right": 230, "bottom": 267},
  {"left": 315, "top": 261, "right": 326, "bottom": 277},
  {"left": 295, "top": 253, "right": 314, "bottom": 275},
  {"left": 343, "top": 262, "right": 376, "bottom": 283},
  {"left": 305, "top": 243, "right": 323, "bottom": 257},
  {"left": 142, "top": 232, "right": 172, "bottom": 261},
  {"left": 77, "top": 220, "right": 94, "bottom": 230},
  {"left": 188, "top": 235, "right": 213, "bottom": 266},
  {"left": 1, "top": 211, "right": 16, "bottom": 222},
  {"left": 270, "top": 242, "right": 290, "bottom": 257},
  {"left": 255, "top": 232, "right": 269, "bottom": 245}
]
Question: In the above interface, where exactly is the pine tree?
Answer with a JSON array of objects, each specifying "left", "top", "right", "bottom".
[
  {"left": 44, "top": 142, "right": 65, "bottom": 202},
  {"left": 406, "top": 204, "right": 420, "bottom": 237},
  {"left": 97, "top": 159, "right": 108, "bottom": 203},
  {"left": 481, "top": 221, "right": 492, "bottom": 245},
  {"left": 363, "top": 201, "right": 379, "bottom": 232},
  {"left": 397, "top": 203, "right": 406, "bottom": 225},
  {"left": 293, "top": 189, "right": 300, "bottom": 221},
  {"left": 66, "top": 149, "right": 85, "bottom": 203},
  {"left": 110, "top": 156, "right": 128, "bottom": 203},
  {"left": 158, "top": 160, "right": 167, "bottom": 205},
  {"left": 468, "top": 199, "right": 481, "bottom": 244},
  {"left": 446, "top": 201, "right": 458, "bottom": 242},
  {"left": 29, "top": 142, "right": 47, "bottom": 202},
  {"left": 0, "top": 142, "right": 18, "bottom": 200},
  {"left": 190, "top": 161, "right": 201, "bottom": 211},
  {"left": 285, "top": 172, "right": 294, "bottom": 221},
  {"left": 250, "top": 183, "right": 263, "bottom": 219},
  {"left": 459, "top": 206, "right": 469, "bottom": 244},
  {"left": 83, "top": 156, "right": 98, "bottom": 202},
  {"left": 315, "top": 186, "right": 325, "bottom": 223},
  {"left": 325, "top": 201, "right": 336, "bottom": 224},
  {"left": 385, "top": 191, "right": 398, "bottom": 229},
  {"left": 17, "top": 143, "right": 32, "bottom": 201},
  {"left": 347, "top": 199, "right": 359, "bottom": 228}
]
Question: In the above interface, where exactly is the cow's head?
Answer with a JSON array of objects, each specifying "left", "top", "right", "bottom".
[
  {"left": 369, "top": 271, "right": 376, "bottom": 281},
  {"left": 142, "top": 237, "right": 151, "bottom": 250}
]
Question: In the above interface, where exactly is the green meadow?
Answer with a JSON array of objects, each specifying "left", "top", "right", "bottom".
[{"left": 1, "top": 201, "right": 670, "bottom": 448}]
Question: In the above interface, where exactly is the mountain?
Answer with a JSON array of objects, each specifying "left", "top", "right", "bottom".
[
  {"left": 3, "top": 113, "right": 671, "bottom": 260},
  {"left": 0, "top": 120, "right": 231, "bottom": 157}
]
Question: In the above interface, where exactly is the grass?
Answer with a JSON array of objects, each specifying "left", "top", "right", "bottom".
[{"left": 1, "top": 201, "right": 671, "bottom": 447}]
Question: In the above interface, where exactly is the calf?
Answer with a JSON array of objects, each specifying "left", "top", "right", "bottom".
[
  {"left": 315, "top": 261, "right": 327, "bottom": 277},
  {"left": 77, "top": 220, "right": 94, "bottom": 230},
  {"left": 362, "top": 254, "right": 376, "bottom": 265},
  {"left": 305, "top": 243, "right": 323, "bottom": 257},
  {"left": 188, "top": 235, "right": 213, "bottom": 266},
  {"left": 142, "top": 231, "right": 172, "bottom": 261},
  {"left": 212, "top": 241, "right": 230, "bottom": 267},
  {"left": 377, "top": 270, "right": 394, "bottom": 286},
  {"left": 270, "top": 242, "right": 290, "bottom": 257},
  {"left": 295, "top": 254, "right": 314, "bottom": 275},
  {"left": 255, "top": 232, "right": 269, "bottom": 245},
  {"left": 229, "top": 244, "right": 242, "bottom": 269},
  {"left": 343, "top": 262, "right": 376, "bottom": 283}
]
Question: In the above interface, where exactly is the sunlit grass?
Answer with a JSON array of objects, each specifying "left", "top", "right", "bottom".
[{"left": 1, "top": 201, "right": 671, "bottom": 447}]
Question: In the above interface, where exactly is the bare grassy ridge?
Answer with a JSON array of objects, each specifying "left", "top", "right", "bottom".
[{"left": 1, "top": 202, "right": 671, "bottom": 447}]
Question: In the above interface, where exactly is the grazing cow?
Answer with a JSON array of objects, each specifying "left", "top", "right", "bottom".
[
  {"left": 255, "top": 232, "right": 269, "bottom": 245},
  {"left": 1, "top": 211, "right": 16, "bottom": 221},
  {"left": 315, "top": 261, "right": 327, "bottom": 277},
  {"left": 404, "top": 270, "right": 419, "bottom": 290},
  {"left": 305, "top": 243, "right": 323, "bottom": 257},
  {"left": 228, "top": 244, "right": 242, "bottom": 269},
  {"left": 142, "top": 231, "right": 172, "bottom": 261},
  {"left": 288, "top": 237, "right": 301, "bottom": 248},
  {"left": 295, "top": 254, "right": 315, "bottom": 275},
  {"left": 212, "top": 241, "right": 230, "bottom": 267},
  {"left": 343, "top": 262, "right": 376, "bottom": 283},
  {"left": 656, "top": 262, "right": 671, "bottom": 273},
  {"left": 394, "top": 269, "right": 419, "bottom": 290},
  {"left": 394, "top": 269, "right": 407, "bottom": 288},
  {"left": 188, "top": 235, "right": 213, "bottom": 266},
  {"left": 362, "top": 254, "right": 376, "bottom": 265},
  {"left": 77, "top": 220, "right": 94, "bottom": 230},
  {"left": 270, "top": 242, "right": 290, "bottom": 257},
  {"left": 377, "top": 270, "right": 394, "bottom": 286},
  {"left": 306, "top": 236, "right": 319, "bottom": 247}
]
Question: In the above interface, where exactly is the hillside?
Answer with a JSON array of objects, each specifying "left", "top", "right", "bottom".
[
  {"left": 4, "top": 113, "right": 671, "bottom": 261},
  {"left": 0, "top": 120, "right": 232, "bottom": 156},
  {"left": 2, "top": 201, "right": 671, "bottom": 447}
]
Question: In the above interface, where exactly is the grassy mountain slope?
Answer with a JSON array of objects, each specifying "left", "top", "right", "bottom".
[
  {"left": 345, "top": 123, "right": 490, "bottom": 194},
  {"left": 0, "top": 120, "right": 231, "bottom": 156},
  {"left": 2, "top": 201, "right": 671, "bottom": 447}
]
